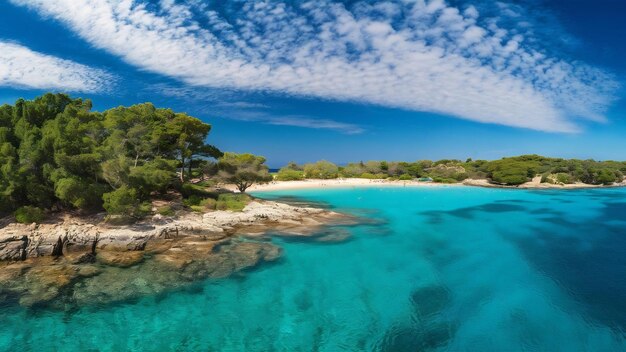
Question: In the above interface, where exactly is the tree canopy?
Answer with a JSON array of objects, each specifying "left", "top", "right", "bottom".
[
  {"left": 218, "top": 152, "right": 272, "bottom": 192},
  {"left": 0, "top": 93, "right": 221, "bottom": 217}
]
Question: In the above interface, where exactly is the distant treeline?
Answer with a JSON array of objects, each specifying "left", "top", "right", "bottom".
[
  {"left": 275, "top": 155, "right": 626, "bottom": 186},
  {"left": 0, "top": 93, "right": 274, "bottom": 222}
]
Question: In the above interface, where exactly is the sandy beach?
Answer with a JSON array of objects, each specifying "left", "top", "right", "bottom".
[
  {"left": 224, "top": 177, "right": 626, "bottom": 193},
  {"left": 233, "top": 178, "right": 459, "bottom": 192}
]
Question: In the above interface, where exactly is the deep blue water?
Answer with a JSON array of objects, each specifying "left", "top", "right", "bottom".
[{"left": 2, "top": 186, "right": 626, "bottom": 351}]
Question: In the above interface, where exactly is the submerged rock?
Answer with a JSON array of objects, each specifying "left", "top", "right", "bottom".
[
  {"left": 18, "top": 262, "right": 79, "bottom": 307},
  {"left": 378, "top": 285, "right": 457, "bottom": 352},
  {"left": 96, "top": 250, "right": 145, "bottom": 268},
  {"left": 0, "top": 239, "right": 283, "bottom": 309},
  {"left": 410, "top": 285, "right": 451, "bottom": 319},
  {"left": 378, "top": 321, "right": 457, "bottom": 352},
  {"left": 0, "top": 199, "right": 364, "bottom": 310}
]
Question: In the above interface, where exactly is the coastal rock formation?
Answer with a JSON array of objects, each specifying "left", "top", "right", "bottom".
[
  {"left": 0, "top": 200, "right": 352, "bottom": 261},
  {"left": 0, "top": 200, "right": 359, "bottom": 309}
]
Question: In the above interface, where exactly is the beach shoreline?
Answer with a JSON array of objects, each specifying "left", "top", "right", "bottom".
[{"left": 223, "top": 178, "right": 626, "bottom": 193}]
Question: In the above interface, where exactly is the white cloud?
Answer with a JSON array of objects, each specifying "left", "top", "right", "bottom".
[
  {"left": 0, "top": 41, "right": 112, "bottom": 92},
  {"left": 11, "top": 0, "right": 618, "bottom": 132},
  {"left": 226, "top": 111, "right": 364, "bottom": 135}
]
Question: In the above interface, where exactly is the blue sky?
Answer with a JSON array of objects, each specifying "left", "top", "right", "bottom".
[{"left": 0, "top": 0, "right": 624, "bottom": 167}]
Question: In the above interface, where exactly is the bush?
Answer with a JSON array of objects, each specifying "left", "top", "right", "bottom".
[
  {"left": 180, "top": 183, "right": 213, "bottom": 198},
  {"left": 102, "top": 186, "right": 148, "bottom": 218},
  {"left": 399, "top": 174, "right": 413, "bottom": 181},
  {"left": 595, "top": 169, "right": 619, "bottom": 185},
  {"left": 216, "top": 193, "right": 251, "bottom": 211},
  {"left": 359, "top": 172, "right": 377, "bottom": 179},
  {"left": 198, "top": 198, "right": 217, "bottom": 211},
  {"left": 184, "top": 196, "right": 218, "bottom": 212},
  {"left": 303, "top": 160, "right": 339, "bottom": 179},
  {"left": 432, "top": 177, "right": 458, "bottom": 184},
  {"left": 556, "top": 173, "right": 573, "bottom": 184},
  {"left": 15, "top": 206, "right": 45, "bottom": 224},
  {"left": 182, "top": 195, "right": 203, "bottom": 207},
  {"left": 157, "top": 205, "right": 175, "bottom": 216},
  {"left": 275, "top": 168, "right": 305, "bottom": 181}
]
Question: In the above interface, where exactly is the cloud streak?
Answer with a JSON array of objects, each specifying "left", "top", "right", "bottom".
[
  {"left": 11, "top": 0, "right": 618, "bottom": 132},
  {"left": 0, "top": 41, "right": 112, "bottom": 92},
  {"left": 226, "top": 111, "right": 365, "bottom": 135}
]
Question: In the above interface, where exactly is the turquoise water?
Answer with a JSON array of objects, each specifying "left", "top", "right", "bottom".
[{"left": 2, "top": 186, "right": 626, "bottom": 351}]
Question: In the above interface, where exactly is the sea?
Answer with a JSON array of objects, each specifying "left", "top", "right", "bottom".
[{"left": 2, "top": 186, "right": 626, "bottom": 351}]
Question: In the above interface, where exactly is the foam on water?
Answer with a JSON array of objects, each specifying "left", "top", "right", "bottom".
[{"left": 2, "top": 186, "right": 626, "bottom": 351}]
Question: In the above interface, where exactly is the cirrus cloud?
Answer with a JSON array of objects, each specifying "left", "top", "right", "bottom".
[
  {"left": 10, "top": 0, "right": 619, "bottom": 132},
  {"left": 0, "top": 41, "right": 112, "bottom": 92}
]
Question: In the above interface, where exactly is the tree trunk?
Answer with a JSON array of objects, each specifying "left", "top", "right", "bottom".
[
  {"left": 237, "top": 181, "right": 254, "bottom": 193},
  {"left": 134, "top": 152, "right": 139, "bottom": 167},
  {"left": 188, "top": 156, "right": 193, "bottom": 180},
  {"left": 180, "top": 155, "right": 185, "bottom": 182}
]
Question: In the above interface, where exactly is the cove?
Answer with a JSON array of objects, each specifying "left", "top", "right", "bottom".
[{"left": 2, "top": 186, "right": 626, "bottom": 351}]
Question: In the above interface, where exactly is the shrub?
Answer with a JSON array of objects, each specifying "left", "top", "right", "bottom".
[
  {"left": 340, "top": 163, "right": 365, "bottom": 177},
  {"left": 182, "top": 195, "right": 203, "bottom": 207},
  {"left": 14, "top": 206, "right": 45, "bottom": 224},
  {"left": 426, "top": 163, "right": 468, "bottom": 182},
  {"left": 275, "top": 168, "right": 305, "bottom": 181},
  {"left": 184, "top": 196, "right": 218, "bottom": 212},
  {"left": 157, "top": 205, "right": 175, "bottom": 216},
  {"left": 216, "top": 193, "right": 251, "bottom": 211},
  {"left": 432, "top": 177, "right": 458, "bottom": 184},
  {"left": 180, "top": 183, "right": 213, "bottom": 198},
  {"left": 303, "top": 160, "right": 339, "bottom": 179},
  {"left": 199, "top": 198, "right": 217, "bottom": 210},
  {"left": 359, "top": 172, "right": 377, "bottom": 179},
  {"left": 556, "top": 173, "right": 573, "bottom": 184},
  {"left": 398, "top": 174, "right": 413, "bottom": 181},
  {"left": 595, "top": 169, "right": 619, "bottom": 185},
  {"left": 102, "top": 186, "right": 148, "bottom": 218},
  {"left": 491, "top": 171, "right": 527, "bottom": 185}
]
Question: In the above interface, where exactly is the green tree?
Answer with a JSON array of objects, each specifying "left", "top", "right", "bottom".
[
  {"left": 163, "top": 114, "right": 221, "bottom": 182},
  {"left": 218, "top": 152, "right": 272, "bottom": 192},
  {"left": 102, "top": 186, "right": 148, "bottom": 218}
]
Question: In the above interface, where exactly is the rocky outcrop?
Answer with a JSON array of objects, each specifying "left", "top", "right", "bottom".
[
  {"left": 0, "top": 201, "right": 350, "bottom": 261},
  {"left": 0, "top": 234, "right": 28, "bottom": 261},
  {"left": 0, "top": 200, "right": 358, "bottom": 309}
]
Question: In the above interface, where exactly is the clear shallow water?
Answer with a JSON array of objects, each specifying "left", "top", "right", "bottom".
[{"left": 2, "top": 186, "right": 626, "bottom": 351}]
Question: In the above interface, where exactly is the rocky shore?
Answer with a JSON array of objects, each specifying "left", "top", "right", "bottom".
[{"left": 0, "top": 200, "right": 360, "bottom": 309}]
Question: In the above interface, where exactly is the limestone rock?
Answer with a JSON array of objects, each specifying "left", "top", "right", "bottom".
[{"left": 97, "top": 250, "right": 145, "bottom": 268}]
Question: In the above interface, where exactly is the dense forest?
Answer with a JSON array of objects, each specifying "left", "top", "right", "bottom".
[
  {"left": 0, "top": 93, "right": 270, "bottom": 222},
  {"left": 277, "top": 155, "right": 626, "bottom": 185}
]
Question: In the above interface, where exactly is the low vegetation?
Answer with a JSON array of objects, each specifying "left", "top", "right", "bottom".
[{"left": 277, "top": 155, "right": 626, "bottom": 186}]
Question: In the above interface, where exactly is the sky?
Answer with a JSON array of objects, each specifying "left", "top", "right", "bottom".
[{"left": 0, "top": 0, "right": 625, "bottom": 167}]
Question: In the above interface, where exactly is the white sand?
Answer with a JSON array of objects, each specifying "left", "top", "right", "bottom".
[
  {"left": 222, "top": 177, "right": 626, "bottom": 193},
  {"left": 226, "top": 178, "right": 457, "bottom": 192}
]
